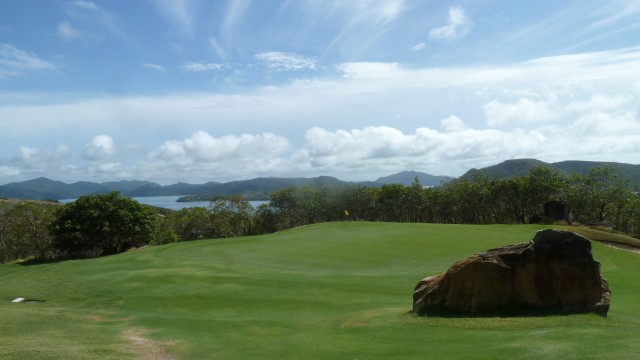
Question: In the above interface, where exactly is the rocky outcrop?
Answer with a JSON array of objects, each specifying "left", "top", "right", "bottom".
[{"left": 413, "top": 229, "right": 611, "bottom": 316}]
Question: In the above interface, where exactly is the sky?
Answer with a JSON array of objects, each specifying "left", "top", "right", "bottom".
[{"left": 1, "top": 0, "right": 640, "bottom": 185}]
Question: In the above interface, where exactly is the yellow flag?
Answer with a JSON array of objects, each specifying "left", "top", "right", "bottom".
[{"left": 344, "top": 209, "right": 349, "bottom": 216}]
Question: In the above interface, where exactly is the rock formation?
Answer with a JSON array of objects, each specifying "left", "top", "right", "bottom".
[{"left": 413, "top": 229, "right": 611, "bottom": 316}]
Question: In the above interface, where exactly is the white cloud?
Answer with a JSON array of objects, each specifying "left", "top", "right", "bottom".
[
  {"left": 565, "top": 93, "right": 631, "bottom": 113},
  {"left": 17, "top": 146, "right": 39, "bottom": 163},
  {"left": 588, "top": 1, "right": 640, "bottom": 30},
  {"left": 206, "top": 0, "right": 250, "bottom": 61},
  {"left": 429, "top": 6, "right": 473, "bottom": 41},
  {"left": 64, "top": 0, "right": 127, "bottom": 44},
  {"left": 0, "top": 43, "right": 56, "bottom": 79},
  {"left": 295, "top": 124, "right": 548, "bottom": 177},
  {"left": 10, "top": 144, "right": 70, "bottom": 170},
  {"left": 133, "top": 131, "right": 291, "bottom": 182},
  {"left": 441, "top": 115, "right": 466, "bottom": 132},
  {"left": 181, "top": 62, "right": 226, "bottom": 72},
  {"left": 57, "top": 21, "right": 84, "bottom": 41},
  {"left": 483, "top": 98, "right": 559, "bottom": 127},
  {"left": 143, "top": 63, "right": 167, "bottom": 73},
  {"left": 331, "top": 0, "right": 405, "bottom": 26},
  {"left": 95, "top": 162, "right": 124, "bottom": 174},
  {"left": 153, "top": 0, "right": 195, "bottom": 37},
  {"left": 315, "top": 0, "right": 406, "bottom": 56},
  {"left": 3, "top": 47, "right": 640, "bottom": 183},
  {"left": 255, "top": 52, "right": 317, "bottom": 71},
  {"left": 377, "top": 0, "right": 405, "bottom": 24},
  {"left": 149, "top": 131, "right": 289, "bottom": 171},
  {"left": 73, "top": 1, "right": 98, "bottom": 10},
  {"left": 208, "top": 36, "right": 228, "bottom": 61},
  {"left": 221, "top": 0, "right": 251, "bottom": 38},
  {"left": 336, "top": 62, "right": 403, "bottom": 79},
  {"left": 410, "top": 42, "right": 426, "bottom": 51},
  {"left": 83, "top": 135, "right": 116, "bottom": 161},
  {"left": 570, "top": 110, "right": 640, "bottom": 136}
]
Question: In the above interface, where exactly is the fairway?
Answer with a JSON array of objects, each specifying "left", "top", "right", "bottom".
[{"left": 2, "top": 222, "right": 640, "bottom": 359}]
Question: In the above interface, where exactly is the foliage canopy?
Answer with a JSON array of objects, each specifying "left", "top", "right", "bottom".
[{"left": 49, "top": 191, "right": 156, "bottom": 258}]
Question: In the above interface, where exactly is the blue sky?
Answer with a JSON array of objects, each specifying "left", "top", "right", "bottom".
[{"left": 1, "top": 0, "right": 640, "bottom": 185}]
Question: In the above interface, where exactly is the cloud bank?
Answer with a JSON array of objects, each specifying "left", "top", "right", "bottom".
[{"left": 1, "top": 47, "right": 640, "bottom": 183}]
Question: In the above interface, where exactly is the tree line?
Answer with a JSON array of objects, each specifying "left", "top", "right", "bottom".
[
  {"left": 1, "top": 166, "right": 638, "bottom": 264},
  {"left": 262, "top": 166, "right": 639, "bottom": 232}
]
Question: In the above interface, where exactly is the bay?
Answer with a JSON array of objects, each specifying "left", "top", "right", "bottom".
[{"left": 60, "top": 195, "right": 269, "bottom": 210}]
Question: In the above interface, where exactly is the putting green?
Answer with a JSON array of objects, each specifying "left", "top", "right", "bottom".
[{"left": 2, "top": 222, "right": 639, "bottom": 359}]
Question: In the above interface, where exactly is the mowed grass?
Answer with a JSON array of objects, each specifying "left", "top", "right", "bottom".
[{"left": 2, "top": 222, "right": 640, "bottom": 359}]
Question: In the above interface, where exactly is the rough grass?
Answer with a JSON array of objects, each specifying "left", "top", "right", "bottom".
[
  {"left": 566, "top": 226, "right": 640, "bottom": 249},
  {"left": 2, "top": 222, "right": 640, "bottom": 359}
]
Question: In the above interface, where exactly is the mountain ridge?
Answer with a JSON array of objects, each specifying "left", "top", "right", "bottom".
[
  {"left": 462, "top": 159, "right": 640, "bottom": 185},
  {"left": 0, "top": 171, "right": 444, "bottom": 200},
  {"left": 3, "top": 159, "right": 639, "bottom": 200}
]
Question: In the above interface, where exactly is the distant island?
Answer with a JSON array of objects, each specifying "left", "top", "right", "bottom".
[
  {"left": 176, "top": 193, "right": 271, "bottom": 202},
  {"left": 0, "top": 172, "right": 452, "bottom": 201}
]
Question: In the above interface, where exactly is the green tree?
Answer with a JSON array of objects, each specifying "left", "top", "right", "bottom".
[
  {"left": 489, "top": 178, "right": 527, "bottom": 224},
  {"left": 0, "top": 202, "right": 57, "bottom": 263},
  {"left": 567, "top": 166, "right": 632, "bottom": 225},
  {"left": 209, "top": 195, "right": 254, "bottom": 237},
  {"left": 166, "top": 207, "right": 215, "bottom": 241},
  {"left": 444, "top": 174, "right": 492, "bottom": 224},
  {"left": 251, "top": 203, "right": 284, "bottom": 234},
  {"left": 270, "top": 186, "right": 330, "bottom": 227},
  {"left": 270, "top": 187, "right": 305, "bottom": 228},
  {"left": 523, "top": 166, "right": 567, "bottom": 221},
  {"left": 49, "top": 192, "right": 157, "bottom": 258},
  {"left": 376, "top": 183, "right": 407, "bottom": 222},
  {"left": 616, "top": 194, "right": 640, "bottom": 235},
  {"left": 0, "top": 206, "right": 11, "bottom": 262},
  {"left": 151, "top": 214, "right": 179, "bottom": 245},
  {"left": 340, "top": 186, "right": 378, "bottom": 221},
  {"left": 405, "top": 177, "right": 428, "bottom": 223}
]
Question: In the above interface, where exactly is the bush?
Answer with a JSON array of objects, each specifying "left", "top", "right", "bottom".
[{"left": 49, "top": 192, "right": 156, "bottom": 258}]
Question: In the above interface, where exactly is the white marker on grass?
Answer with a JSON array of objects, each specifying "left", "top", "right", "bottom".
[{"left": 11, "top": 298, "right": 25, "bottom": 303}]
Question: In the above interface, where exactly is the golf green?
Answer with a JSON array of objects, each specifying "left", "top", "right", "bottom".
[{"left": 2, "top": 222, "right": 639, "bottom": 359}]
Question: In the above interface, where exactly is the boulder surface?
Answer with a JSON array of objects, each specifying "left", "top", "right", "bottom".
[{"left": 413, "top": 229, "right": 611, "bottom": 316}]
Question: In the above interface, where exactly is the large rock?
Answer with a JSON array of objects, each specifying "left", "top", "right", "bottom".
[{"left": 413, "top": 229, "right": 611, "bottom": 316}]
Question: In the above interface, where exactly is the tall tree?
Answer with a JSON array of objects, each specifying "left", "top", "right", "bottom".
[
  {"left": 376, "top": 183, "right": 407, "bottom": 222},
  {"left": 523, "top": 166, "right": 567, "bottom": 221},
  {"left": 567, "top": 166, "right": 632, "bottom": 225},
  {"left": 166, "top": 207, "right": 215, "bottom": 241},
  {"left": 0, "top": 202, "right": 57, "bottom": 263},
  {"left": 209, "top": 195, "right": 254, "bottom": 237}
]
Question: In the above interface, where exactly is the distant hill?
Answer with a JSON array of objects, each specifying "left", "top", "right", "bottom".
[
  {"left": 461, "top": 159, "right": 549, "bottom": 179},
  {"left": 462, "top": 159, "right": 640, "bottom": 186},
  {"left": 0, "top": 177, "right": 108, "bottom": 200},
  {"left": 100, "top": 180, "right": 159, "bottom": 193},
  {"left": 1, "top": 174, "right": 418, "bottom": 200},
  {"left": 374, "top": 171, "right": 453, "bottom": 187},
  {"left": 16, "top": 160, "right": 640, "bottom": 201},
  {"left": 553, "top": 161, "right": 640, "bottom": 184}
]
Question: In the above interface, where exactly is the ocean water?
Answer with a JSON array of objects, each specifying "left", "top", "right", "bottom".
[{"left": 59, "top": 195, "right": 268, "bottom": 210}]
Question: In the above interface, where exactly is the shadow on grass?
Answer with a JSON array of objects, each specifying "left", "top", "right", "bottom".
[
  {"left": 411, "top": 307, "right": 604, "bottom": 318},
  {"left": 17, "top": 299, "right": 47, "bottom": 303}
]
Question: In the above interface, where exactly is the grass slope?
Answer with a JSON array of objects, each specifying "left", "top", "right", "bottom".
[{"left": 2, "top": 222, "right": 640, "bottom": 359}]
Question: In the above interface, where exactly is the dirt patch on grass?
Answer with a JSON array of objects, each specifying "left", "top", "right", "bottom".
[
  {"left": 123, "top": 329, "right": 178, "bottom": 360},
  {"left": 599, "top": 241, "right": 640, "bottom": 254},
  {"left": 566, "top": 227, "right": 640, "bottom": 254}
]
